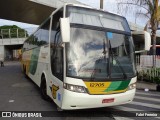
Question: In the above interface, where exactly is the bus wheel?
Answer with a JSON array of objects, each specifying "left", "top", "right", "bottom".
[{"left": 40, "top": 76, "right": 50, "bottom": 101}]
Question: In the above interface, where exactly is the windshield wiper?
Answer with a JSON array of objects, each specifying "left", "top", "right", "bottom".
[
  {"left": 90, "top": 39, "right": 109, "bottom": 81},
  {"left": 109, "top": 40, "right": 127, "bottom": 79}
]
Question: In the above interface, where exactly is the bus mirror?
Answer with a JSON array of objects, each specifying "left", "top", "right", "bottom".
[
  {"left": 144, "top": 31, "right": 151, "bottom": 51},
  {"left": 60, "top": 18, "right": 70, "bottom": 43},
  {"left": 132, "top": 31, "right": 151, "bottom": 53}
]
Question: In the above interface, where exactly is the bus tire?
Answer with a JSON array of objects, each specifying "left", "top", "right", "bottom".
[{"left": 40, "top": 76, "right": 50, "bottom": 101}]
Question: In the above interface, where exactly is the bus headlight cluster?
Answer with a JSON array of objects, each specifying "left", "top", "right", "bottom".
[
  {"left": 64, "top": 83, "right": 87, "bottom": 93},
  {"left": 128, "top": 83, "right": 136, "bottom": 90}
]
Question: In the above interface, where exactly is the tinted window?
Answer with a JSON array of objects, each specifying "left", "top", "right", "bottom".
[
  {"left": 40, "top": 18, "right": 50, "bottom": 45},
  {"left": 23, "top": 18, "right": 51, "bottom": 51},
  {"left": 23, "top": 35, "right": 38, "bottom": 50}
]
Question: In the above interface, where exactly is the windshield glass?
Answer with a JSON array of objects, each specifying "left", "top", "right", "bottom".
[
  {"left": 66, "top": 27, "right": 109, "bottom": 79},
  {"left": 108, "top": 33, "right": 136, "bottom": 78},
  {"left": 66, "top": 27, "right": 136, "bottom": 80}
]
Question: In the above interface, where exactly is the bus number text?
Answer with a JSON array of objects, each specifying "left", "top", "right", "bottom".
[{"left": 90, "top": 83, "right": 104, "bottom": 87}]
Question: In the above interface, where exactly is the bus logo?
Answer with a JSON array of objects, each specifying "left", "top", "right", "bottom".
[{"left": 50, "top": 84, "right": 59, "bottom": 99}]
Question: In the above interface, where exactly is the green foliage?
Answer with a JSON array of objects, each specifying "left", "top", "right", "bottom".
[
  {"left": 137, "top": 68, "right": 160, "bottom": 84},
  {"left": 154, "top": 77, "right": 160, "bottom": 85},
  {"left": 0, "top": 25, "right": 28, "bottom": 38}
]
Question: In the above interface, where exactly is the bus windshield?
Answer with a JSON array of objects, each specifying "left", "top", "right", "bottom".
[{"left": 66, "top": 27, "right": 136, "bottom": 80}]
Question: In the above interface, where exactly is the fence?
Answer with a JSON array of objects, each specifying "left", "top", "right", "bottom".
[
  {"left": 0, "top": 28, "right": 28, "bottom": 39},
  {"left": 136, "top": 55, "right": 160, "bottom": 83},
  {"left": 136, "top": 55, "right": 160, "bottom": 68}
]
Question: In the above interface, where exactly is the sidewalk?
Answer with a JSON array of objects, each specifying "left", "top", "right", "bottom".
[{"left": 136, "top": 81, "right": 157, "bottom": 91}]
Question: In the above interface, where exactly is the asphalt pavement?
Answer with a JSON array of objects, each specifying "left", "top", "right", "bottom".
[{"left": 0, "top": 61, "right": 114, "bottom": 120}]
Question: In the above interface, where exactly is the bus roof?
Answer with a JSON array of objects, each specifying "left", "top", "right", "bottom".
[{"left": 64, "top": 3, "right": 124, "bottom": 19}]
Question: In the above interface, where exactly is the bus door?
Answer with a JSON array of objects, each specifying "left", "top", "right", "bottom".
[{"left": 49, "top": 9, "right": 64, "bottom": 107}]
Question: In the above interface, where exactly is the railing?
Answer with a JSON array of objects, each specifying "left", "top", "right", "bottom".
[
  {"left": 136, "top": 55, "right": 160, "bottom": 83},
  {"left": 0, "top": 28, "right": 28, "bottom": 39},
  {"left": 136, "top": 55, "right": 160, "bottom": 69},
  {"left": 137, "top": 67, "right": 160, "bottom": 82},
  {"left": 0, "top": 38, "right": 26, "bottom": 45}
]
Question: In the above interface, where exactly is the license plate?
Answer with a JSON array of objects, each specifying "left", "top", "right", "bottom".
[{"left": 102, "top": 98, "right": 114, "bottom": 103}]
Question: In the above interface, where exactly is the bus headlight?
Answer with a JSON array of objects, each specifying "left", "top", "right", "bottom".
[
  {"left": 128, "top": 83, "right": 136, "bottom": 90},
  {"left": 64, "top": 83, "right": 87, "bottom": 93}
]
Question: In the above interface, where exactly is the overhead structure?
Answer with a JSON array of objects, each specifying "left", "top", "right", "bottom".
[{"left": 0, "top": 0, "right": 84, "bottom": 25}]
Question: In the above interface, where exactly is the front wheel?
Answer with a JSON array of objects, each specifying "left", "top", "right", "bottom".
[{"left": 40, "top": 76, "right": 50, "bottom": 101}]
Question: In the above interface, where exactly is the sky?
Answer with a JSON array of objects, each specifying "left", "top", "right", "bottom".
[
  {"left": 0, "top": 0, "right": 147, "bottom": 31},
  {"left": 77, "top": 0, "right": 148, "bottom": 26}
]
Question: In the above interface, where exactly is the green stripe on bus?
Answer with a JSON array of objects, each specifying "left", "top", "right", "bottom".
[
  {"left": 29, "top": 47, "right": 40, "bottom": 75},
  {"left": 104, "top": 81, "right": 122, "bottom": 92},
  {"left": 104, "top": 80, "right": 131, "bottom": 92},
  {"left": 116, "top": 80, "right": 131, "bottom": 90}
]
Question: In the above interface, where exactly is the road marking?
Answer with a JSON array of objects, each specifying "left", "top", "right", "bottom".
[
  {"left": 135, "top": 96, "right": 160, "bottom": 102},
  {"left": 111, "top": 106, "right": 142, "bottom": 120},
  {"left": 113, "top": 116, "right": 134, "bottom": 120},
  {"left": 112, "top": 106, "right": 143, "bottom": 111},
  {"left": 130, "top": 101, "right": 160, "bottom": 110},
  {"left": 136, "top": 91, "right": 160, "bottom": 97},
  {"left": 112, "top": 106, "right": 160, "bottom": 119},
  {"left": 9, "top": 100, "right": 14, "bottom": 103},
  {"left": 111, "top": 106, "right": 136, "bottom": 120}
]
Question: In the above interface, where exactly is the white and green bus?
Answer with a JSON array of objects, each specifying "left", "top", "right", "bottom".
[{"left": 22, "top": 3, "right": 151, "bottom": 110}]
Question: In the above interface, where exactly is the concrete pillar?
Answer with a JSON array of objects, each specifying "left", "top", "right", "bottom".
[
  {"left": 0, "top": 45, "right": 4, "bottom": 61},
  {"left": 9, "top": 29, "right": 11, "bottom": 38},
  {"left": 17, "top": 29, "right": 19, "bottom": 38},
  {"left": 100, "top": 0, "right": 104, "bottom": 9}
]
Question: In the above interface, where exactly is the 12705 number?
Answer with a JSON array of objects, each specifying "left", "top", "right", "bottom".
[{"left": 90, "top": 83, "right": 104, "bottom": 87}]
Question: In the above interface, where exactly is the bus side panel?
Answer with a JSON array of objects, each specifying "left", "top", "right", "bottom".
[
  {"left": 22, "top": 50, "right": 32, "bottom": 75},
  {"left": 47, "top": 73, "right": 64, "bottom": 108},
  {"left": 24, "top": 46, "right": 49, "bottom": 87},
  {"left": 22, "top": 45, "right": 64, "bottom": 108},
  {"left": 22, "top": 46, "right": 45, "bottom": 86}
]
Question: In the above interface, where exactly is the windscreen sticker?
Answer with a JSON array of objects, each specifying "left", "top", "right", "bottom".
[{"left": 106, "top": 32, "right": 113, "bottom": 39}]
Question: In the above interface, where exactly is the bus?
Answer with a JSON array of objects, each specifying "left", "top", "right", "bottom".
[{"left": 22, "top": 3, "right": 151, "bottom": 110}]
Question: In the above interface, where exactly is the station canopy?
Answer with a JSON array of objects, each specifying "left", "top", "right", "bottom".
[{"left": 0, "top": 0, "right": 83, "bottom": 25}]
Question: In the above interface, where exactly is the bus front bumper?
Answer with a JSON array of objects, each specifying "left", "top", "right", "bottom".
[{"left": 61, "top": 89, "right": 136, "bottom": 110}]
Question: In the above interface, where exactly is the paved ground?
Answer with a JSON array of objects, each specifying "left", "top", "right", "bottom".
[
  {"left": 0, "top": 62, "right": 114, "bottom": 120},
  {"left": 0, "top": 61, "right": 57, "bottom": 111},
  {"left": 136, "top": 81, "right": 157, "bottom": 91},
  {"left": 0, "top": 61, "right": 159, "bottom": 120}
]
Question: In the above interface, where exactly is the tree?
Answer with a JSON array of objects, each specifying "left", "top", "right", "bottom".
[
  {"left": 0, "top": 25, "right": 28, "bottom": 38},
  {"left": 117, "top": 0, "right": 160, "bottom": 68}
]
